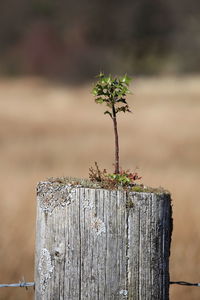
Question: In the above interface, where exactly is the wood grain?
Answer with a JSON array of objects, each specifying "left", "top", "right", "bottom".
[{"left": 35, "top": 181, "right": 172, "bottom": 299}]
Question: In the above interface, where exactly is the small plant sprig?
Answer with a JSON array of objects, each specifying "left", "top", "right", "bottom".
[
  {"left": 92, "top": 72, "right": 132, "bottom": 174},
  {"left": 108, "top": 168, "right": 142, "bottom": 185},
  {"left": 89, "top": 162, "right": 141, "bottom": 189}
]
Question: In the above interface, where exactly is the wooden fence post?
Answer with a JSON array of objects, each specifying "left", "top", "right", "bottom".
[{"left": 35, "top": 180, "right": 172, "bottom": 300}]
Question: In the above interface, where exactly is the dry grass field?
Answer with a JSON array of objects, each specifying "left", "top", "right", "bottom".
[{"left": 0, "top": 76, "right": 200, "bottom": 299}]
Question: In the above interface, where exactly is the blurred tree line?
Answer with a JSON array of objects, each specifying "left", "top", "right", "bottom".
[{"left": 0, "top": 0, "right": 200, "bottom": 82}]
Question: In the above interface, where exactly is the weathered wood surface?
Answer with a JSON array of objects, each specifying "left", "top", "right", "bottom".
[{"left": 35, "top": 181, "right": 172, "bottom": 300}]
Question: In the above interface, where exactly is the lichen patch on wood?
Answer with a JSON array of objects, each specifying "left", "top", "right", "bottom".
[
  {"left": 37, "top": 181, "right": 76, "bottom": 214},
  {"left": 81, "top": 192, "right": 95, "bottom": 210},
  {"left": 38, "top": 248, "right": 54, "bottom": 294},
  {"left": 91, "top": 217, "right": 106, "bottom": 236},
  {"left": 119, "top": 289, "right": 128, "bottom": 297}
]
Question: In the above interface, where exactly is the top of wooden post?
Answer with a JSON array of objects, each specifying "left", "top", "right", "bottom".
[
  {"left": 35, "top": 177, "right": 172, "bottom": 299},
  {"left": 43, "top": 176, "right": 170, "bottom": 195}
]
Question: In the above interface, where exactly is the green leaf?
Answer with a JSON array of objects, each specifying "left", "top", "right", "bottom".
[
  {"left": 116, "top": 107, "right": 126, "bottom": 113},
  {"left": 123, "top": 86, "right": 129, "bottom": 92},
  {"left": 92, "top": 87, "right": 98, "bottom": 96},
  {"left": 100, "top": 76, "right": 111, "bottom": 85},
  {"left": 108, "top": 173, "right": 116, "bottom": 180},
  {"left": 121, "top": 74, "right": 131, "bottom": 85},
  {"left": 104, "top": 110, "right": 112, "bottom": 118},
  {"left": 120, "top": 176, "right": 130, "bottom": 184},
  {"left": 95, "top": 97, "right": 104, "bottom": 104},
  {"left": 106, "top": 75, "right": 112, "bottom": 84},
  {"left": 116, "top": 98, "right": 127, "bottom": 104},
  {"left": 97, "top": 72, "right": 104, "bottom": 78},
  {"left": 116, "top": 105, "right": 132, "bottom": 114}
]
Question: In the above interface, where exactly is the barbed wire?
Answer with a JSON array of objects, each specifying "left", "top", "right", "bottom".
[
  {"left": 0, "top": 280, "right": 200, "bottom": 289},
  {"left": 170, "top": 281, "right": 200, "bottom": 287},
  {"left": 0, "top": 280, "right": 34, "bottom": 289}
]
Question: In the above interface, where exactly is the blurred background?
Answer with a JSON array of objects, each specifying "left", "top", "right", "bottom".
[
  {"left": 0, "top": 0, "right": 200, "bottom": 299},
  {"left": 1, "top": 0, "right": 200, "bottom": 80}
]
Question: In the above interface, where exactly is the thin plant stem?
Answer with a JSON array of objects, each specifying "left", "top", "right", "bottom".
[{"left": 112, "top": 104, "right": 119, "bottom": 174}]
